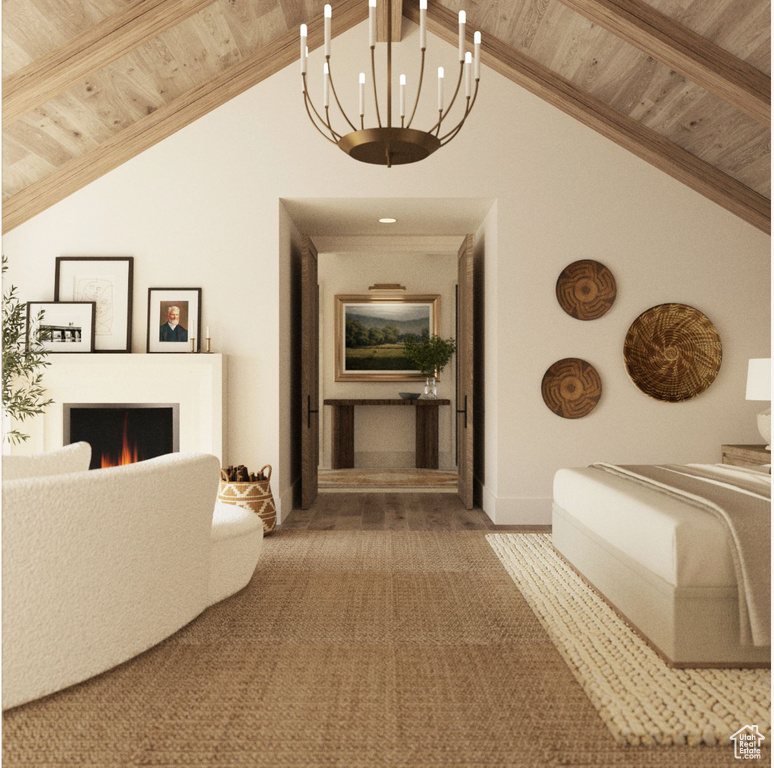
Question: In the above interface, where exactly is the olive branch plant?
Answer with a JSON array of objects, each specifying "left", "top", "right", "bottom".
[
  {"left": 403, "top": 334, "right": 457, "bottom": 377},
  {"left": 2, "top": 256, "right": 53, "bottom": 444}
]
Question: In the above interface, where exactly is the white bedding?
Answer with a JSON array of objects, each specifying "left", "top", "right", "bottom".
[{"left": 553, "top": 464, "right": 744, "bottom": 589}]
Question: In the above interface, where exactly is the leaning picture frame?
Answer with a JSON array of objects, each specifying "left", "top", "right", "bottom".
[
  {"left": 26, "top": 302, "right": 96, "bottom": 353},
  {"left": 147, "top": 288, "right": 202, "bottom": 353},
  {"left": 55, "top": 257, "right": 133, "bottom": 352},
  {"left": 335, "top": 294, "right": 440, "bottom": 382}
]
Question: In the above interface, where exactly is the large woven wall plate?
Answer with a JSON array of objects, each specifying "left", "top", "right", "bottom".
[
  {"left": 623, "top": 303, "right": 722, "bottom": 402},
  {"left": 541, "top": 358, "right": 602, "bottom": 418},
  {"left": 556, "top": 259, "right": 617, "bottom": 320}
]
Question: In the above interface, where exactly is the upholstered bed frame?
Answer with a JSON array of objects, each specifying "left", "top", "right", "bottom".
[{"left": 552, "top": 503, "right": 770, "bottom": 668}]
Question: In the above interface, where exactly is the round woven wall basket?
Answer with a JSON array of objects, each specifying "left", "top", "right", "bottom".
[
  {"left": 623, "top": 303, "right": 722, "bottom": 402},
  {"left": 541, "top": 358, "right": 602, "bottom": 419},
  {"left": 556, "top": 259, "right": 617, "bottom": 320}
]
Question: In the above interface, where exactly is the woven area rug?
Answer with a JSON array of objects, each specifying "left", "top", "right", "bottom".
[
  {"left": 487, "top": 533, "right": 772, "bottom": 747},
  {"left": 2, "top": 529, "right": 755, "bottom": 766}
]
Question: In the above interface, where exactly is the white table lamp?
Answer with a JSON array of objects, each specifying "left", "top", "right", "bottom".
[{"left": 746, "top": 358, "right": 771, "bottom": 450}]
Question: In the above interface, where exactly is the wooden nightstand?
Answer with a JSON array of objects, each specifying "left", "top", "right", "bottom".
[{"left": 721, "top": 444, "right": 771, "bottom": 470}]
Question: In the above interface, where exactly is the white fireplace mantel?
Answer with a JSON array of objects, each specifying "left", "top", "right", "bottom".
[{"left": 8, "top": 354, "right": 226, "bottom": 461}]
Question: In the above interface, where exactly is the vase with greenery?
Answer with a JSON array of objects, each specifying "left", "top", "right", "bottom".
[
  {"left": 403, "top": 334, "right": 457, "bottom": 399},
  {"left": 2, "top": 257, "right": 53, "bottom": 444}
]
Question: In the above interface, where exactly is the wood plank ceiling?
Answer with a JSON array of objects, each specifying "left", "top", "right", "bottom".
[{"left": 2, "top": 0, "right": 770, "bottom": 233}]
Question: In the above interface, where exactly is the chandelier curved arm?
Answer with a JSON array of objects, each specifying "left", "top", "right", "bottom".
[
  {"left": 302, "top": 78, "right": 339, "bottom": 143},
  {"left": 429, "top": 61, "right": 464, "bottom": 136},
  {"left": 405, "top": 49, "right": 426, "bottom": 130},
  {"left": 438, "top": 80, "right": 479, "bottom": 144},
  {"left": 370, "top": 46, "right": 383, "bottom": 128},
  {"left": 326, "top": 58, "right": 358, "bottom": 133}
]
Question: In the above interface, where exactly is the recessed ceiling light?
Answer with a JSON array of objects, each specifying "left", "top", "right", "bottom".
[{"left": 379, "top": 217, "right": 397, "bottom": 224}]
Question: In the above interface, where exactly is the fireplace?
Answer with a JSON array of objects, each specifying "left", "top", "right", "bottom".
[{"left": 64, "top": 404, "right": 180, "bottom": 470}]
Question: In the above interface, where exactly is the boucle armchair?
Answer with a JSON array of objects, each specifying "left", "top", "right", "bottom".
[{"left": 2, "top": 445, "right": 263, "bottom": 710}]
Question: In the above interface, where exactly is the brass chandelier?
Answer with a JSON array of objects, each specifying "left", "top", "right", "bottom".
[{"left": 300, "top": 0, "right": 481, "bottom": 167}]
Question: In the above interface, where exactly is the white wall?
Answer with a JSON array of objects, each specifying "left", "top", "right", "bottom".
[
  {"left": 4, "top": 21, "right": 770, "bottom": 522},
  {"left": 318, "top": 249, "right": 458, "bottom": 469}
]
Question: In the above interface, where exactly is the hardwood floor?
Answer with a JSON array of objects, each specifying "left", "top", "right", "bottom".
[{"left": 282, "top": 492, "right": 550, "bottom": 532}]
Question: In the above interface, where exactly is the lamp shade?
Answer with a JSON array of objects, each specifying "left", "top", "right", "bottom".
[{"left": 745, "top": 358, "right": 771, "bottom": 401}]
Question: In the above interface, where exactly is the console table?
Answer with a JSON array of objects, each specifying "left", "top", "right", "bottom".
[{"left": 324, "top": 399, "right": 451, "bottom": 470}]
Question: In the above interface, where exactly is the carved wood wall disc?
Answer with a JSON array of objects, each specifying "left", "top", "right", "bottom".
[
  {"left": 541, "top": 358, "right": 602, "bottom": 418},
  {"left": 556, "top": 259, "right": 617, "bottom": 320},
  {"left": 623, "top": 303, "right": 722, "bottom": 402}
]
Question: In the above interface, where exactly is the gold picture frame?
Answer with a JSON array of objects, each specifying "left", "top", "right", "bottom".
[{"left": 335, "top": 294, "right": 440, "bottom": 382}]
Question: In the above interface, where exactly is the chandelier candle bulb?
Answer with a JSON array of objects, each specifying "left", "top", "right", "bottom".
[
  {"left": 438, "top": 67, "right": 444, "bottom": 111},
  {"left": 465, "top": 52, "right": 471, "bottom": 98},
  {"left": 474, "top": 31, "right": 481, "bottom": 80},
  {"left": 419, "top": 0, "right": 427, "bottom": 49},
  {"left": 324, "top": 4, "right": 332, "bottom": 57},
  {"left": 300, "top": 24, "right": 307, "bottom": 73},
  {"left": 458, "top": 11, "right": 466, "bottom": 61},
  {"left": 369, "top": 0, "right": 376, "bottom": 47}
]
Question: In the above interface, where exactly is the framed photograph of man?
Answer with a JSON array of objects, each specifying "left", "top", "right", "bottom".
[
  {"left": 147, "top": 288, "right": 202, "bottom": 353},
  {"left": 26, "top": 302, "right": 96, "bottom": 353},
  {"left": 55, "top": 256, "right": 133, "bottom": 352},
  {"left": 334, "top": 294, "right": 440, "bottom": 381}
]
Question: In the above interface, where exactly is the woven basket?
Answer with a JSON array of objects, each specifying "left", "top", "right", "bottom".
[
  {"left": 623, "top": 303, "right": 722, "bottom": 402},
  {"left": 218, "top": 465, "right": 276, "bottom": 534}
]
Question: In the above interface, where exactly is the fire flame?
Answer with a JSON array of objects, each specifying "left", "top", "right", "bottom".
[{"left": 100, "top": 414, "right": 140, "bottom": 468}]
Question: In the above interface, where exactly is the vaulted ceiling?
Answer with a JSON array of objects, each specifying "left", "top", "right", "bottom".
[{"left": 2, "top": 0, "right": 770, "bottom": 233}]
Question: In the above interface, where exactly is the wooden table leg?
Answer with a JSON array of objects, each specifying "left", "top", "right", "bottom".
[
  {"left": 331, "top": 404, "right": 355, "bottom": 469},
  {"left": 415, "top": 405, "right": 439, "bottom": 469}
]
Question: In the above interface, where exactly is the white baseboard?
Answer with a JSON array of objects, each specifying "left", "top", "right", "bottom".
[{"left": 478, "top": 484, "right": 552, "bottom": 526}]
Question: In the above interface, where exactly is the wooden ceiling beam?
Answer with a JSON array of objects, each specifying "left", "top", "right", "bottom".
[
  {"left": 404, "top": 2, "right": 769, "bottom": 233},
  {"left": 2, "top": 0, "right": 368, "bottom": 233},
  {"left": 377, "top": 0, "right": 403, "bottom": 43},
  {"left": 2, "top": 0, "right": 217, "bottom": 127},
  {"left": 555, "top": 0, "right": 770, "bottom": 126}
]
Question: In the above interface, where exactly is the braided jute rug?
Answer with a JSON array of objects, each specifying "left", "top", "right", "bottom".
[
  {"left": 2, "top": 529, "right": 759, "bottom": 766},
  {"left": 487, "top": 533, "right": 771, "bottom": 748}
]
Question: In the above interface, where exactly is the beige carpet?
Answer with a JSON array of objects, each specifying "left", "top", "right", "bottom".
[
  {"left": 488, "top": 533, "right": 772, "bottom": 747},
  {"left": 319, "top": 468, "right": 458, "bottom": 491},
  {"left": 2, "top": 530, "right": 747, "bottom": 766}
]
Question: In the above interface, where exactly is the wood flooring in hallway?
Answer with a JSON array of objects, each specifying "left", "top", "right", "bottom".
[{"left": 282, "top": 493, "right": 550, "bottom": 532}]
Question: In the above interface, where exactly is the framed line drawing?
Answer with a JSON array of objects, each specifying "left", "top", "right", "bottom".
[
  {"left": 26, "top": 301, "right": 96, "bottom": 353},
  {"left": 55, "top": 257, "right": 133, "bottom": 352},
  {"left": 335, "top": 294, "right": 440, "bottom": 382},
  {"left": 147, "top": 288, "right": 202, "bottom": 353}
]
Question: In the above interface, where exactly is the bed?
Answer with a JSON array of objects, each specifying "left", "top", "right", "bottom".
[{"left": 552, "top": 462, "right": 771, "bottom": 668}]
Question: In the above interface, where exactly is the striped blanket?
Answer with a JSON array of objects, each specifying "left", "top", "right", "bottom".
[{"left": 592, "top": 463, "right": 771, "bottom": 647}]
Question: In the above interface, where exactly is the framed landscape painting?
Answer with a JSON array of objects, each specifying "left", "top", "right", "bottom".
[{"left": 335, "top": 294, "right": 440, "bottom": 381}]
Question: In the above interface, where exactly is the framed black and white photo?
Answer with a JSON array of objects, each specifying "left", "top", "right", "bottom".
[
  {"left": 26, "top": 302, "right": 96, "bottom": 353},
  {"left": 147, "top": 288, "right": 202, "bottom": 353},
  {"left": 55, "top": 257, "right": 133, "bottom": 352}
]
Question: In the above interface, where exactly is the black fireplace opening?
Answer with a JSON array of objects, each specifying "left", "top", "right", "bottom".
[{"left": 64, "top": 404, "right": 180, "bottom": 470}]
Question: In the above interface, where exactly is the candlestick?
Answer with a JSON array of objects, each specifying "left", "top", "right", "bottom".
[
  {"left": 369, "top": 0, "right": 376, "bottom": 47},
  {"left": 474, "top": 31, "right": 481, "bottom": 80},
  {"left": 399, "top": 74, "right": 406, "bottom": 118},
  {"left": 205, "top": 337, "right": 211, "bottom": 354},
  {"left": 300, "top": 24, "right": 307, "bottom": 74},
  {"left": 324, "top": 62, "right": 330, "bottom": 108},
  {"left": 458, "top": 10, "right": 466, "bottom": 62},
  {"left": 419, "top": 0, "right": 427, "bottom": 49},
  {"left": 437, "top": 67, "right": 444, "bottom": 111},
  {"left": 190, "top": 337, "right": 197, "bottom": 353},
  {"left": 359, "top": 72, "right": 365, "bottom": 115},
  {"left": 465, "top": 52, "right": 471, "bottom": 98},
  {"left": 324, "top": 4, "right": 331, "bottom": 57}
]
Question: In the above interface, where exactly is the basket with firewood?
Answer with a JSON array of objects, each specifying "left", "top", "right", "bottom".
[{"left": 217, "top": 464, "right": 276, "bottom": 534}]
